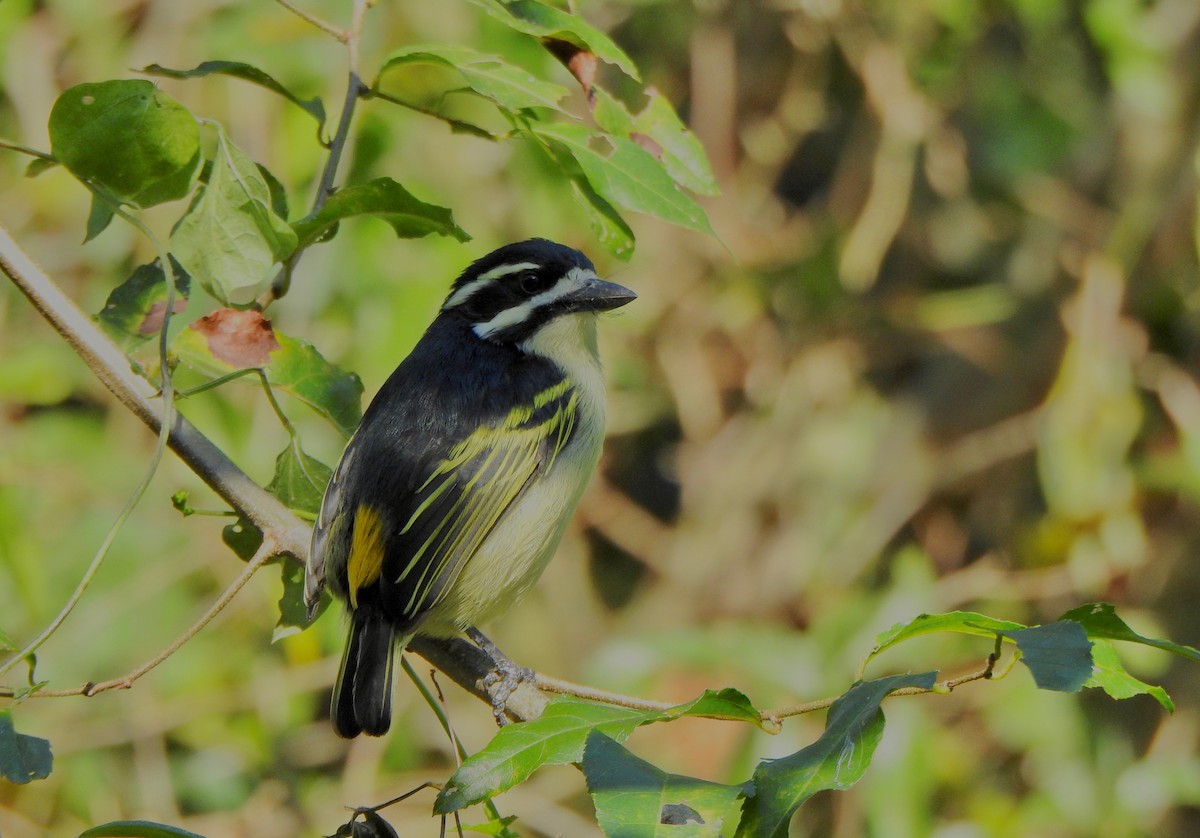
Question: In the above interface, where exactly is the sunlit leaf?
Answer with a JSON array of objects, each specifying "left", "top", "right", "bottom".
[
  {"left": 531, "top": 122, "right": 712, "bottom": 235},
  {"left": 570, "top": 176, "right": 635, "bottom": 260},
  {"left": 466, "top": 0, "right": 639, "bottom": 80},
  {"left": 267, "top": 443, "right": 331, "bottom": 517},
  {"left": 143, "top": 61, "right": 326, "bottom": 130},
  {"left": 583, "top": 732, "right": 746, "bottom": 838},
  {"left": 173, "top": 308, "right": 282, "bottom": 376},
  {"left": 436, "top": 689, "right": 768, "bottom": 813},
  {"left": 1086, "top": 639, "right": 1174, "bottom": 711},
  {"left": 999, "top": 621, "right": 1093, "bottom": 692},
  {"left": 376, "top": 44, "right": 568, "bottom": 113},
  {"left": 737, "top": 672, "right": 937, "bottom": 838},
  {"left": 97, "top": 258, "right": 190, "bottom": 350},
  {"left": 85, "top": 192, "right": 116, "bottom": 242},
  {"left": 265, "top": 332, "right": 364, "bottom": 437},
  {"left": 863, "top": 611, "right": 1027, "bottom": 670},
  {"left": 171, "top": 132, "right": 298, "bottom": 303},
  {"left": 48, "top": 80, "right": 201, "bottom": 208},
  {"left": 0, "top": 709, "right": 52, "bottom": 785},
  {"left": 292, "top": 177, "right": 469, "bottom": 249}
]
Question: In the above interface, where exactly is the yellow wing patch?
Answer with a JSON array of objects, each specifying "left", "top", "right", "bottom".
[
  {"left": 395, "top": 381, "right": 578, "bottom": 616},
  {"left": 347, "top": 504, "right": 386, "bottom": 608}
]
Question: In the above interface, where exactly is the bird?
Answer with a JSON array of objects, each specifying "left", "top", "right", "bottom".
[{"left": 304, "top": 238, "right": 636, "bottom": 738}]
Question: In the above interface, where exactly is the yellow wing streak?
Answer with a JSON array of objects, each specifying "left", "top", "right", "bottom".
[
  {"left": 347, "top": 504, "right": 386, "bottom": 608},
  {"left": 392, "top": 382, "right": 579, "bottom": 617}
]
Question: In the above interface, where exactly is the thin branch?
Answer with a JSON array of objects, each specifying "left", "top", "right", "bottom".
[
  {"left": 0, "top": 540, "right": 276, "bottom": 698},
  {"left": 273, "top": 0, "right": 346, "bottom": 41},
  {"left": 535, "top": 673, "right": 675, "bottom": 712}
]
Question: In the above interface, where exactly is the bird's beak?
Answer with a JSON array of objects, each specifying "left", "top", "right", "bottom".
[{"left": 568, "top": 272, "right": 637, "bottom": 312}]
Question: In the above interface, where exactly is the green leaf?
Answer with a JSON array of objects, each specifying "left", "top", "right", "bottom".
[
  {"left": 273, "top": 557, "right": 323, "bottom": 642},
  {"left": 97, "top": 258, "right": 191, "bottom": 350},
  {"left": 530, "top": 121, "right": 713, "bottom": 235},
  {"left": 460, "top": 815, "right": 519, "bottom": 836},
  {"left": 266, "top": 332, "right": 364, "bottom": 438},
  {"left": 142, "top": 61, "right": 326, "bottom": 130},
  {"left": 0, "top": 709, "right": 52, "bottom": 784},
  {"left": 85, "top": 191, "right": 116, "bottom": 242},
  {"left": 592, "top": 88, "right": 719, "bottom": 197},
  {"left": 570, "top": 176, "right": 635, "bottom": 260},
  {"left": 1086, "top": 639, "right": 1174, "bottom": 711},
  {"left": 1060, "top": 602, "right": 1200, "bottom": 662},
  {"left": 292, "top": 177, "right": 469, "bottom": 249},
  {"left": 48, "top": 80, "right": 201, "bottom": 208},
  {"left": 79, "top": 821, "right": 207, "bottom": 838},
  {"left": 737, "top": 672, "right": 938, "bottom": 838},
  {"left": 171, "top": 131, "right": 298, "bottom": 304},
  {"left": 999, "top": 621, "right": 1093, "bottom": 692},
  {"left": 222, "top": 517, "right": 263, "bottom": 561},
  {"left": 863, "top": 611, "right": 1028, "bottom": 670},
  {"left": 436, "top": 689, "right": 768, "bottom": 814},
  {"left": 24, "top": 156, "right": 58, "bottom": 177},
  {"left": 466, "top": 0, "right": 640, "bottom": 80},
  {"left": 266, "top": 443, "right": 331, "bottom": 517},
  {"left": 583, "top": 732, "right": 746, "bottom": 838},
  {"left": 376, "top": 44, "right": 569, "bottom": 113}
]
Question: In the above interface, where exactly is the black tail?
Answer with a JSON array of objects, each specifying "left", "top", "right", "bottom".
[{"left": 332, "top": 607, "right": 396, "bottom": 738}]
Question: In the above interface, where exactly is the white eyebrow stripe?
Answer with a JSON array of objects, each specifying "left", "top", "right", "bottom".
[
  {"left": 442, "top": 261, "right": 541, "bottom": 310},
  {"left": 473, "top": 266, "right": 597, "bottom": 339}
]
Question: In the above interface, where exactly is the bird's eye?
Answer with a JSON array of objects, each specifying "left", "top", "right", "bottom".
[{"left": 517, "top": 271, "right": 552, "bottom": 295}]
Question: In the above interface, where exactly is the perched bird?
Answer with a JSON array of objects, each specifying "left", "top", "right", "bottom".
[{"left": 304, "top": 239, "right": 636, "bottom": 738}]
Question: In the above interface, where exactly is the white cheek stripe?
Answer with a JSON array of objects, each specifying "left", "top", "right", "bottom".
[
  {"left": 473, "top": 266, "right": 597, "bottom": 339},
  {"left": 442, "top": 262, "right": 540, "bottom": 310}
]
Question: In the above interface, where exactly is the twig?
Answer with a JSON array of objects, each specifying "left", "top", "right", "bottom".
[
  {"left": 273, "top": 0, "right": 346, "bottom": 41},
  {"left": 0, "top": 540, "right": 276, "bottom": 698}
]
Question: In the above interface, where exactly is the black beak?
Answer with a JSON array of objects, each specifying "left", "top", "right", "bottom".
[{"left": 569, "top": 274, "right": 637, "bottom": 312}]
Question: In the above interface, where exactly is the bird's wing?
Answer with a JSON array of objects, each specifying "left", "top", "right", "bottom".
[
  {"left": 305, "top": 434, "right": 362, "bottom": 612},
  {"left": 345, "top": 377, "right": 579, "bottom": 630}
]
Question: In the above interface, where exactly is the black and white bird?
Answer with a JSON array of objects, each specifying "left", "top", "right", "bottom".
[{"left": 304, "top": 239, "right": 636, "bottom": 738}]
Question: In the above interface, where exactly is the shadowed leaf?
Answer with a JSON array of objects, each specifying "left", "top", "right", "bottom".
[
  {"left": 292, "top": 177, "right": 469, "bottom": 249},
  {"left": 143, "top": 61, "right": 325, "bottom": 130},
  {"left": 1000, "top": 622, "right": 1093, "bottom": 692},
  {"left": 0, "top": 710, "right": 52, "bottom": 785},
  {"left": 97, "top": 258, "right": 190, "bottom": 349},
  {"left": 79, "top": 821, "right": 207, "bottom": 837}
]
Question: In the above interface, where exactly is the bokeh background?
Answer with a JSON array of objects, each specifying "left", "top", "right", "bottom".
[{"left": 3, "top": 0, "right": 1200, "bottom": 835}]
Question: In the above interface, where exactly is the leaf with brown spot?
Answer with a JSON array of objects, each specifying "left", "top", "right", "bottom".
[
  {"left": 543, "top": 37, "right": 597, "bottom": 97},
  {"left": 174, "top": 308, "right": 281, "bottom": 375},
  {"left": 96, "top": 258, "right": 191, "bottom": 350}
]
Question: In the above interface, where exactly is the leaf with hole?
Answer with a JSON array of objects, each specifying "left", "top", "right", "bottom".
[
  {"left": 584, "top": 731, "right": 746, "bottom": 838},
  {"left": 48, "top": 80, "right": 201, "bottom": 208},
  {"left": 0, "top": 710, "right": 52, "bottom": 785}
]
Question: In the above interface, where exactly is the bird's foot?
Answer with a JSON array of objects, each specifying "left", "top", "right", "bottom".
[{"left": 467, "top": 627, "right": 535, "bottom": 725}]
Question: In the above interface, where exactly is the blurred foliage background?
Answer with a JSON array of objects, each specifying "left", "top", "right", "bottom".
[{"left": 2, "top": 0, "right": 1200, "bottom": 835}]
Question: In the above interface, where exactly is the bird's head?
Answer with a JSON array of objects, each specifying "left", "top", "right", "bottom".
[{"left": 441, "top": 239, "right": 636, "bottom": 345}]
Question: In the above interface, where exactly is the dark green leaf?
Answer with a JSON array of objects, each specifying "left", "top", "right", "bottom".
[
  {"left": 292, "top": 177, "right": 469, "bottom": 249},
  {"left": 530, "top": 122, "right": 712, "bottom": 235},
  {"left": 592, "top": 88, "right": 718, "bottom": 197},
  {"left": 436, "top": 690, "right": 768, "bottom": 814},
  {"left": 570, "top": 176, "right": 635, "bottom": 260},
  {"left": 584, "top": 731, "right": 746, "bottom": 838},
  {"left": 142, "top": 61, "right": 326, "bottom": 130},
  {"left": 171, "top": 132, "right": 298, "bottom": 304},
  {"left": 97, "top": 258, "right": 190, "bottom": 350},
  {"left": 273, "top": 559, "right": 322, "bottom": 642},
  {"left": 222, "top": 517, "right": 263, "bottom": 561},
  {"left": 79, "top": 821, "right": 207, "bottom": 838},
  {"left": 85, "top": 192, "right": 116, "bottom": 242},
  {"left": 376, "top": 45, "right": 569, "bottom": 112},
  {"left": 1060, "top": 602, "right": 1200, "bottom": 662},
  {"left": 1086, "top": 639, "right": 1174, "bottom": 711},
  {"left": 737, "top": 672, "right": 937, "bottom": 838},
  {"left": 0, "top": 709, "right": 52, "bottom": 784},
  {"left": 466, "top": 0, "right": 639, "bottom": 80},
  {"left": 862, "top": 611, "right": 1028, "bottom": 670},
  {"left": 266, "top": 443, "right": 332, "bottom": 516},
  {"left": 999, "top": 621, "right": 1093, "bottom": 692},
  {"left": 266, "top": 332, "right": 364, "bottom": 437},
  {"left": 24, "top": 156, "right": 58, "bottom": 177},
  {"left": 48, "top": 80, "right": 201, "bottom": 208}
]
